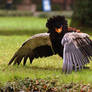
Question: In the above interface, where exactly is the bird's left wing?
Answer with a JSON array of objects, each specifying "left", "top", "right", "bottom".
[{"left": 61, "top": 32, "right": 92, "bottom": 73}]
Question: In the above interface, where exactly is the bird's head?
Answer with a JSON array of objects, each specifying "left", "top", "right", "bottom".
[{"left": 46, "top": 16, "right": 68, "bottom": 34}]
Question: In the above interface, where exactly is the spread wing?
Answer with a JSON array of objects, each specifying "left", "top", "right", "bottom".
[
  {"left": 8, "top": 33, "right": 54, "bottom": 66},
  {"left": 62, "top": 32, "right": 92, "bottom": 73}
]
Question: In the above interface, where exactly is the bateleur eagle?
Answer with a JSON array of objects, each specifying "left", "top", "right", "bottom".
[
  {"left": 8, "top": 24, "right": 79, "bottom": 66},
  {"left": 8, "top": 15, "right": 92, "bottom": 74}
]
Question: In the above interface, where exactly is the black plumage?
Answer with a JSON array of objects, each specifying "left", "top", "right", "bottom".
[
  {"left": 46, "top": 16, "right": 68, "bottom": 57},
  {"left": 46, "top": 16, "right": 92, "bottom": 73},
  {"left": 8, "top": 33, "right": 54, "bottom": 65}
]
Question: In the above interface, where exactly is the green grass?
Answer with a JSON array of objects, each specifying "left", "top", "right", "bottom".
[
  {"left": 0, "top": 17, "right": 92, "bottom": 85},
  {"left": 0, "top": 17, "right": 47, "bottom": 36}
]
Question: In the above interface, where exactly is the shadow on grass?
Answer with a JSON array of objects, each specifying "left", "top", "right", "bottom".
[
  {"left": 26, "top": 66, "right": 90, "bottom": 72},
  {"left": 0, "top": 29, "right": 47, "bottom": 36},
  {"left": 23, "top": 65, "right": 62, "bottom": 71},
  {"left": 31, "top": 66, "right": 61, "bottom": 71}
]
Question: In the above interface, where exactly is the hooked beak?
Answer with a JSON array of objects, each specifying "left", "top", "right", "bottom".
[{"left": 55, "top": 27, "right": 63, "bottom": 33}]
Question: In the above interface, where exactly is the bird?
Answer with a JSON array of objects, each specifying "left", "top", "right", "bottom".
[
  {"left": 8, "top": 15, "right": 92, "bottom": 74},
  {"left": 46, "top": 15, "right": 92, "bottom": 73},
  {"left": 8, "top": 25, "right": 79, "bottom": 66},
  {"left": 8, "top": 33, "right": 54, "bottom": 65}
]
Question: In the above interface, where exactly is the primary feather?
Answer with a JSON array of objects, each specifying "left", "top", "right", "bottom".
[
  {"left": 62, "top": 32, "right": 92, "bottom": 73},
  {"left": 8, "top": 33, "right": 54, "bottom": 65}
]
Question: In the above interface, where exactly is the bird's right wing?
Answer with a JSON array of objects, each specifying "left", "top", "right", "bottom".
[{"left": 61, "top": 32, "right": 92, "bottom": 73}]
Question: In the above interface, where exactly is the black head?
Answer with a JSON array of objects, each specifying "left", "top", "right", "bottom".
[{"left": 46, "top": 16, "right": 68, "bottom": 34}]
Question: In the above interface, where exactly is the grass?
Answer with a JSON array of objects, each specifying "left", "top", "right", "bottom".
[
  {"left": 0, "top": 16, "right": 92, "bottom": 85},
  {"left": 0, "top": 17, "right": 47, "bottom": 36}
]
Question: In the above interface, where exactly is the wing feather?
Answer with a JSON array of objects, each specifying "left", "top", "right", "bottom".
[
  {"left": 13, "top": 56, "right": 22, "bottom": 65},
  {"left": 23, "top": 56, "right": 28, "bottom": 65},
  {"left": 71, "top": 53, "right": 77, "bottom": 71},
  {"left": 62, "top": 32, "right": 92, "bottom": 73},
  {"left": 67, "top": 52, "right": 73, "bottom": 73}
]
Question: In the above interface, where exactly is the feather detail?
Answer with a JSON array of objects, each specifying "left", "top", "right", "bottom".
[
  {"left": 8, "top": 33, "right": 54, "bottom": 65},
  {"left": 62, "top": 32, "right": 92, "bottom": 73}
]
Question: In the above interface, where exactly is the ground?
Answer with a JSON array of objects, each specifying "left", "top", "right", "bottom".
[{"left": 0, "top": 17, "right": 92, "bottom": 86}]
